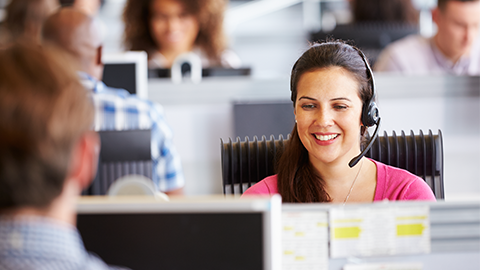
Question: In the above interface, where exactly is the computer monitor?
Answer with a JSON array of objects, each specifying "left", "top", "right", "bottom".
[
  {"left": 233, "top": 101, "right": 295, "bottom": 139},
  {"left": 147, "top": 67, "right": 252, "bottom": 78},
  {"left": 102, "top": 51, "right": 148, "bottom": 99},
  {"left": 76, "top": 196, "right": 282, "bottom": 270}
]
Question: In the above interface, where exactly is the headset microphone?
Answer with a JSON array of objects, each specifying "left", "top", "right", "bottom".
[
  {"left": 349, "top": 118, "right": 381, "bottom": 168},
  {"left": 348, "top": 47, "right": 381, "bottom": 168}
]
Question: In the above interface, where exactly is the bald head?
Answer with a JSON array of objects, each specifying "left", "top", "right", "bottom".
[{"left": 42, "top": 8, "right": 104, "bottom": 80}]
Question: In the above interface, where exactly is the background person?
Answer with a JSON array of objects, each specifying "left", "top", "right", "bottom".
[
  {"left": 1, "top": 0, "right": 58, "bottom": 44},
  {"left": 0, "top": 42, "right": 122, "bottom": 269},
  {"left": 349, "top": 0, "right": 419, "bottom": 24},
  {"left": 42, "top": 8, "right": 185, "bottom": 195},
  {"left": 242, "top": 41, "right": 436, "bottom": 203},
  {"left": 374, "top": 0, "right": 480, "bottom": 75},
  {"left": 122, "top": 0, "right": 240, "bottom": 69}
]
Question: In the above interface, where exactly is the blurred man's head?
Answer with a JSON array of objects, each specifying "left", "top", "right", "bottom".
[
  {"left": 0, "top": 42, "right": 97, "bottom": 212},
  {"left": 433, "top": 0, "right": 480, "bottom": 62},
  {"left": 4, "top": 0, "right": 58, "bottom": 43},
  {"left": 42, "top": 8, "right": 104, "bottom": 80}
]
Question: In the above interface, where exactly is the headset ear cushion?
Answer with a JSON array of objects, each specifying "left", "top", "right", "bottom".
[{"left": 362, "top": 102, "right": 379, "bottom": 127}]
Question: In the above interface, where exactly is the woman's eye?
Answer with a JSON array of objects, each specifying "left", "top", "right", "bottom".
[
  {"left": 301, "top": 104, "right": 315, "bottom": 109},
  {"left": 334, "top": 105, "right": 348, "bottom": 110}
]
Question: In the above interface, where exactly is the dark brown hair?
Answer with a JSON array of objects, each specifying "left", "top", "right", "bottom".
[
  {"left": 277, "top": 41, "right": 373, "bottom": 203},
  {"left": 0, "top": 42, "right": 94, "bottom": 209},
  {"left": 437, "top": 0, "right": 479, "bottom": 11},
  {"left": 352, "top": 0, "right": 419, "bottom": 25},
  {"left": 122, "top": 0, "right": 227, "bottom": 65}
]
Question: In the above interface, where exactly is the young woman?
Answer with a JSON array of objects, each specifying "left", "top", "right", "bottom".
[
  {"left": 243, "top": 41, "right": 436, "bottom": 203},
  {"left": 123, "top": 0, "right": 240, "bottom": 68}
]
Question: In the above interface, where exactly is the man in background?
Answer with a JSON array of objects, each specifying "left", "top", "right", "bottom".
[
  {"left": 1, "top": 0, "right": 58, "bottom": 44},
  {"left": 374, "top": 0, "right": 480, "bottom": 75},
  {"left": 0, "top": 42, "right": 119, "bottom": 269},
  {"left": 42, "top": 8, "right": 184, "bottom": 195}
]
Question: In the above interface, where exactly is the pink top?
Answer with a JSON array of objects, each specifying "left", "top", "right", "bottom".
[{"left": 242, "top": 159, "right": 436, "bottom": 201}]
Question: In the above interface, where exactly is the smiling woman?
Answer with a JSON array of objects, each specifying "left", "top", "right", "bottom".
[{"left": 242, "top": 41, "right": 436, "bottom": 203}]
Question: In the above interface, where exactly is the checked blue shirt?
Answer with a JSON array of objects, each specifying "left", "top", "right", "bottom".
[
  {"left": 80, "top": 72, "right": 184, "bottom": 192},
  {"left": 0, "top": 215, "right": 127, "bottom": 270}
]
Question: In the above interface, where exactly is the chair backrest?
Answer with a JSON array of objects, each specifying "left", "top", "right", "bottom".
[
  {"left": 82, "top": 129, "right": 153, "bottom": 196},
  {"left": 221, "top": 130, "right": 444, "bottom": 199}
]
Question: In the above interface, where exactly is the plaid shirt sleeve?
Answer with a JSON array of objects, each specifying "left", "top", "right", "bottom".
[
  {"left": 88, "top": 77, "right": 184, "bottom": 192},
  {"left": 148, "top": 100, "right": 185, "bottom": 192}
]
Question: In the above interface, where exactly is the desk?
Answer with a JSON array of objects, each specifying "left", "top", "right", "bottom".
[{"left": 283, "top": 200, "right": 480, "bottom": 270}]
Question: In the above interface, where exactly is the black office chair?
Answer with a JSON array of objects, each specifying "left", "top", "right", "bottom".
[
  {"left": 221, "top": 130, "right": 444, "bottom": 199},
  {"left": 82, "top": 129, "right": 153, "bottom": 196}
]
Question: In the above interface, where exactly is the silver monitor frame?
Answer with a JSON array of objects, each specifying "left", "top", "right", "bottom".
[
  {"left": 77, "top": 195, "right": 282, "bottom": 270},
  {"left": 102, "top": 51, "right": 148, "bottom": 99}
]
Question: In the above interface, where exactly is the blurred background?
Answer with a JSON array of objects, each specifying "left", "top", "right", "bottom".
[{"left": 0, "top": 0, "right": 478, "bottom": 199}]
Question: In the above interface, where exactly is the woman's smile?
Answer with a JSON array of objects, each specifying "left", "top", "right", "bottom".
[{"left": 312, "top": 133, "right": 339, "bottom": 144}]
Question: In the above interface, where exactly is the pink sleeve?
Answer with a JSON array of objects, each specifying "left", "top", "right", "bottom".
[
  {"left": 373, "top": 159, "right": 437, "bottom": 201},
  {"left": 241, "top": 175, "right": 279, "bottom": 197},
  {"left": 401, "top": 178, "right": 437, "bottom": 201}
]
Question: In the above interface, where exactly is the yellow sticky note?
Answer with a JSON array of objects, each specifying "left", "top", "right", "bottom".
[
  {"left": 397, "top": 224, "right": 425, "bottom": 236},
  {"left": 334, "top": 226, "right": 362, "bottom": 239}
]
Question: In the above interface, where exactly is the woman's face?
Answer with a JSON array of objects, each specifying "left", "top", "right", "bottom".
[
  {"left": 149, "top": 0, "right": 199, "bottom": 53},
  {"left": 294, "top": 67, "right": 364, "bottom": 167}
]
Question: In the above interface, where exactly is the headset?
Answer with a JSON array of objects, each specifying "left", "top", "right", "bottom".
[{"left": 348, "top": 47, "right": 381, "bottom": 168}]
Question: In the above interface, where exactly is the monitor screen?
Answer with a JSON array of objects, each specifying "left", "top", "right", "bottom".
[
  {"left": 147, "top": 67, "right": 251, "bottom": 78},
  {"left": 76, "top": 196, "right": 281, "bottom": 270},
  {"left": 102, "top": 51, "right": 148, "bottom": 99},
  {"left": 233, "top": 101, "right": 294, "bottom": 139},
  {"left": 103, "top": 63, "right": 136, "bottom": 94}
]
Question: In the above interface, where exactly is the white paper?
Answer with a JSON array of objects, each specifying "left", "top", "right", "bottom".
[
  {"left": 330, "top": 205, "right": 430, "bottom": 258},
  {"left": 282, "top": 211, "right": 329, "bottom": 270}
]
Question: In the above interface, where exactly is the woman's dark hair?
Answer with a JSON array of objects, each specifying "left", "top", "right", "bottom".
[
  {"left": 123, "top": 0, "right": 227, "bottom": 65},
  {"left": 277, "top": 41, "right": 373, "bottom": 203}
]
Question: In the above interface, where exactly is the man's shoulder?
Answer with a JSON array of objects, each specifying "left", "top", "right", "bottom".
[
  {"left": 385, "top": 35, "right": 430, "bottom": 54},
  {"left": 374, "top": 35, "right": 434, "bottom": 73}
]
